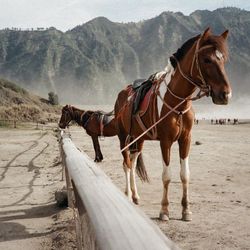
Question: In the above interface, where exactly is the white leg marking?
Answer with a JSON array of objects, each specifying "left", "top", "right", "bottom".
[
  {"left": 130, "top": 152, "right": 140, "bottom": 200},
  {"left": 162, "top": 158, "right": 171, "bottom": 183},
  {"left": 123, "top": 163, "right": 132, "bottom": 200},
  {"left": 180, "top": 157, "right": 192, "bottom": 220},
  {"left": 160, "top": 158, "right": 171, "bottom": 220},
  {"left": 180, "top": 157, "right": 190, "bottom": 183}
]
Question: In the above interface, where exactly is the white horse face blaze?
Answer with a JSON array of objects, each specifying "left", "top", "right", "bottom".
[{"left": 215, "top": 49, "right": 224, "bottom": 60}]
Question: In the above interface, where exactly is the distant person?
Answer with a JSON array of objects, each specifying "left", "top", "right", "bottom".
[{"left": 233, "top": 118, "right": 239, "bottom": 125}]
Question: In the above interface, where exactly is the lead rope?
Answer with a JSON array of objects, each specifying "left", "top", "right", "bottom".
[
  {"left": 120, "top": 88, "right": 209, "bottom": 153},
  {"left": 120, "top": 38, "right": 214, "bottom": 152},
  {"left": 121, "top": 97, "right": 186, "bottom": 152}
]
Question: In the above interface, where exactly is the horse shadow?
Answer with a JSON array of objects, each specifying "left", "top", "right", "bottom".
[{"left": 0, "top": 132, "right": 47, "bottom": 182}]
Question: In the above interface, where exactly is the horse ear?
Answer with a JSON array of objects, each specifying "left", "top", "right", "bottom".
[
  {"left": 201, "top": 27, "right": 212, "bottom": 41},
  {"left": 221, "top": 30, "right": 229, "bottom": 40}
]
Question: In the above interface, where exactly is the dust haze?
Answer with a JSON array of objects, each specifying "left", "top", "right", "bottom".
[{"left": 14, "top": 65, "right": 250, "bottom": 119}]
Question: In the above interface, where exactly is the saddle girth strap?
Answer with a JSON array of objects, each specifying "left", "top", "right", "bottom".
[
  {"left": 176, "top": 113, "right": 183, "bottom": 141},
  {"left": 135, "top": 114, "right": 157, "bottom": 140}
]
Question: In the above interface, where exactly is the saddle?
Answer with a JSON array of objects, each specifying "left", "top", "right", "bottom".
[
  {"left": 132, "top": 79, "right": 147, "bottom": 89},
  {"left": 132, "top": 73, "right": 157, "bottom": 114},
  {"left": 95, "top": 110, "right": 115, "bottom": 137},
  {"left": 95, "top": 110, "right": 114, "bottom": 126}
]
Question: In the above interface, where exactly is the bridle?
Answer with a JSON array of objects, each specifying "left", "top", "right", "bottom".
[
  {"left": 61, "top": 106, "right": 89, "bottom": 128},
  {"left": 156, "top": 37, "right": 215, "bottom": 116},
  {"left": 61, "top": 108, "right": 73, "bottom": 128},
  {"left": 171, "top": 37, "right": 215, "bottom": 99}
]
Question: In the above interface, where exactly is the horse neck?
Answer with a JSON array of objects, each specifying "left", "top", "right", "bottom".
[
  {"left": 167, "top": 46, "right": 198, "bottom": 105},
  {"left": 71, "top": 108, "right": 85, "bottom": 125}
]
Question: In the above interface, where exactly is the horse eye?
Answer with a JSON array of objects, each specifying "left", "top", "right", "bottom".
[{"left": 204, "top": 58, "right": 212, "bottom": 64}]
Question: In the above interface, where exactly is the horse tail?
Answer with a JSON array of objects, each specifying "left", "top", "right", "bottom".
[{"left": 136, "top": 153, "right": 149, "bottom": 183}]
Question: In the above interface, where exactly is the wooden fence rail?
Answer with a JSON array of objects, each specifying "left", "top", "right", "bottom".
[
  {"left": 60, "top": 131, "right": 179, "bottom": 250},
  {"left": 61, "top": 134, "right": 178, "bottom": 250}
]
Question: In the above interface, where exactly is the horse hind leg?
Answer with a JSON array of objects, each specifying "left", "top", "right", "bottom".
[
  {"left": 130, "top": 141, "right": 148, "bottom": 205},
  {"left": 91, "top": 135, "right": 103, "bottom": 162}
]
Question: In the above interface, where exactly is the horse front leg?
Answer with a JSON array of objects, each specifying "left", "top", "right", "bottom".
[
  {"left": 91, "top": 135, "right": 103, "bottom": 162},
  {"left": 129, "top": 151, "right": 140, "bottom": 204},
  {"left": 178, "top": 134, "right": 192, "bottom": 221},
  {"left": 159, "top": 140, "right": 172, "bottom": 221},
  {"left": 119, "top": 135, "right": 133, "bottom": 201},
  {"left": 130, "top": 141, "right": 145, "bottom": 204},
  {"left": 122, "top": 150, "right": 133, "bottom": 202}
]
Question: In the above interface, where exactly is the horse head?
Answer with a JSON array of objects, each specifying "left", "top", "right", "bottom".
[
  {"left": 196, "top": 28, "right": 232, "bottom": 104},
  {"left": 59, "top": 105, "right": 73, "bottom": 128}
]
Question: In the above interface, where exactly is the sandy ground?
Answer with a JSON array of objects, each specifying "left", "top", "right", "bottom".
[
  {"left": 69, "top": 120, "right": 250, "bottom": 250},
  {"left": 1, "top": 119, "right": 250, "bottom": 250},
  {"left": 0, "top": 127, "right": 76, "bottom": 250}
]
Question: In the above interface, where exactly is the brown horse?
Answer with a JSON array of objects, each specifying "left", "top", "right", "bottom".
[
  {"left": 114, "top": 28, "right": 232, "bottom": 221},
  {"left": 59, "top": 105, "right": 117, "bottom": 162}
]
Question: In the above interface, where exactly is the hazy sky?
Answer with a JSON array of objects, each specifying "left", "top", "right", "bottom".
[{"left": 0, "top": 0, "right": 249, "bottom": 31}]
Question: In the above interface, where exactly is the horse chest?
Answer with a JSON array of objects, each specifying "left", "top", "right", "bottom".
[{"left": 157, "top": 114, "right": 189, "bottom": 140}]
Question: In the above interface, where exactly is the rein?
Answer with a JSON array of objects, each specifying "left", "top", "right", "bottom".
[{"left": 120, "top": 38, "right": 212, "bottom": 153}]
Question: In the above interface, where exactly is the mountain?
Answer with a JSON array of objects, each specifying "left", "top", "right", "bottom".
[
  {"left": 0, "top": 7, "right": 249, "bottom": 104},
  {"left": 0, "top": 78, "right": 60, "bottom": 122}
]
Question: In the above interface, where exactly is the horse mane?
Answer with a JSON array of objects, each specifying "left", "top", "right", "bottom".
[
  {"left": 170, "top": 34, "right": 200, "bottom": 68},
  {"left": 170, "top": 32, "right": 229, "bottom": 68}
]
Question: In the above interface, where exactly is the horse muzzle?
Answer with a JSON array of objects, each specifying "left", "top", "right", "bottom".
[
  {"left": 211, "top": 90, "right": 232, "bottom": 105},
  {"left": 58, "top": 123, "right": 66, "bottom": 129}
]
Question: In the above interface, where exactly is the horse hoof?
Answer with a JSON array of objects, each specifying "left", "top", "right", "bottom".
[
  {"left": 159, "top": 212, "right": 169, "bottom": 221},
  {"left": 132, "top": 197, "right": 139, "bottom": 205},
  {"left": 182, "top": 211, "right": 192, "bottom": 221}
]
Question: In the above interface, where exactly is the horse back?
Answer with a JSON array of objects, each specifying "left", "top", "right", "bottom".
[
  {"left": 114, "top": 86, "right": 134, "bottom": 133},
  {"left": 114, "top": 84, "right": 158, "bottom": 139}
]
